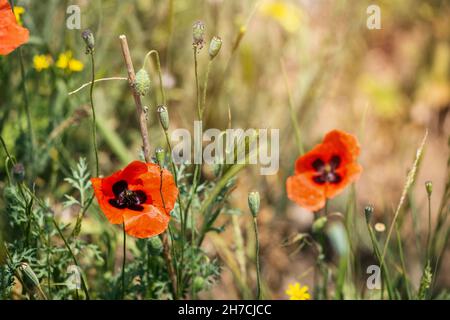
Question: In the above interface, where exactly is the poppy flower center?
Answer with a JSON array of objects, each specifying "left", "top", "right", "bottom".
[
  {"left": 108, "top": 180, "right": 148, "bottom": 211},
  {"left": 311, "top": 155, "right": 342, "bottom": 185}
]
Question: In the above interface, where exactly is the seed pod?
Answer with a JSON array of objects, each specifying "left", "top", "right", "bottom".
[
  {"left": 192, "top": 21, "right": 205, "bottom": 48},
  {"left": 425, "top": 181, "right": 433, "bottom": 197},
  {"left": 135, "top": 68, "right": 151, "bottom": 96},
  {"left": 155, "top": 147, "right": 165, "bottom": 168},
  {"left": 81, "top": 29, "right": 95, "bottom": 53},
  {"left": 18, "top": 263, "right": 47, "bottom": 299},
  {"left": 12, "top": 163, "right": 25, "bottom": 182},
  {"left": 208, "top": 36, "right": 222, "bottom": 60},
  {"left": 312, "top": 216, "right": 327, "bottom": 234},
  {"left": 248, "top": 191, "right": 260, "bottom": 217},
  {"left": 364, "top": 205, "right": 374, "bottom": 223},
  {"left": 157, "top": 105, "right": 170, "bottom": 131}
]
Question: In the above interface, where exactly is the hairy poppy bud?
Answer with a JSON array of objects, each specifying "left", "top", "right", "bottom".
[
  {"left": 135, "top": 68, "right": 151, "bottom": 96},
  {"left": 12, "top": 163, "right": 25, "bottom": 182},
  {"left": 208, "top": 36, "right": 222, "bottom": 60},
  {"left": 192, "top": 21, "right": 205, "bottom": 48},
  {"left": 81, "top": 29, "right": 95, "bottom": 54},
  {"left": 248, "top": 191, "right": 260, "bottom": 217},
  {"left": 364, "top": 205, "right": 374, "bottom": 223},
  {"left": 157, "top": 105, "right": 169, "bottom": 131},
  {"left": 425, "top": 181, "right": 433, "bottom": 197},
  {"left": 312, "top": 216, "right": 327, "bottom": 234},
  {"left": 155, "top": 147, "right": 165, "bottom": 168}
]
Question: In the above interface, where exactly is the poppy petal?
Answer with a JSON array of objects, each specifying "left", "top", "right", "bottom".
[
  {"left": 325, "top": 162, "right": 363, "bottom": 199},
  {"left": 123, "top": 205, "right": 170, "bottom": 238},
  {"left": 287, "top": 173, "right": 326, "bottom": 212},
  {"left": 0, "top": 0, "right": 29, "bottom": 55},
  {"left": 91, "top": 177, "right": 125, "bottom": 224}
]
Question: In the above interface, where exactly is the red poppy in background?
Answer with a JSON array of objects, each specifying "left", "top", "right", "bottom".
[
  {"left": 91, "top": 161, "right": 178, "bottom": 238},
  {"left": 0, "top": 0, "right": 29, "bottom": 55},
  {"left": 286, "top": 130, "right": 362, "bottom": 212}
]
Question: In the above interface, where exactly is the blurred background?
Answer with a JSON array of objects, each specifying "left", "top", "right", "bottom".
[{"left": 0, "top": 0, "right": 449, "bottom": 299}]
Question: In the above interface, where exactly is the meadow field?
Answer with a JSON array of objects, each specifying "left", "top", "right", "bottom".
[{"left": 0, "top": 0, "right": 449, "bottom": 300}]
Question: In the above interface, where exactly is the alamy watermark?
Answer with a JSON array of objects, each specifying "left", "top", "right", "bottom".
[{"left": 170, "top": 121, "right": 279, "bottom": 175}]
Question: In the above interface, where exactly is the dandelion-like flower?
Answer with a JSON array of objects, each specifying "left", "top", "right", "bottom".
[
  {"left": 0, "top": 0, "right": 29, "bottom": 55},
  {"left": 91, "top": 161, "right": 178, "bottom": 238},
  {"left": 285, "top": 282, "right": 311, "bottom": 300},
  {"left": 56, "top": 51, "right": 84, "bottom": 72},
  {"left": 286, "top": 130, "right": 362, "bottom": 212},
  {"left": 33, "top": 54, "right": 52, "bottom": 72}
]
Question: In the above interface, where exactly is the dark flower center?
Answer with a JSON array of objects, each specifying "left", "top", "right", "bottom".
[
  {"left": 109, "top": 180, "right": 147, "bottom": 211},
  {"left": 311, "top": 155, "right": 342, "bottom": 185}
]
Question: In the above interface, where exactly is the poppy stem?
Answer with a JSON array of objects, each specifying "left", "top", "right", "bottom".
[
  {"left": 88, "top": 52, "right": 99, "bottom": 177},
  {"left": 122, "top": 222, "right": 126, "bottom": 299},
  {"left": 252, "top": 216, "right": 262, "bottom": 300},
  {"left": 143, "top": 50, "right": 166, "bottom": 105}
]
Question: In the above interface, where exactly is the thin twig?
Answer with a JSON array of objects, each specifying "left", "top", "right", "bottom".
[{"left": 68, "top": 77, "right": 127, "bottom": 96}]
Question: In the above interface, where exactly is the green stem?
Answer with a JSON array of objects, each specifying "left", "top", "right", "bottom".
[
  {"left": 88, "top": 52, "right": 99, "bottom": 177},
  {"left": 201, "top": 60, "right": 212, "bottom": 116},
  {"left": 52, "top": 219, "right": 90, "bottom": 300},
  {"left": 122, "top": 222, "right": 126, "bottom": 300},
  {"left": 193, "top": 46, "right": 201, "bottom": 119},
  {"left": 143, "top": 50, "right": 166, "bottom": 105},
  {"left": 425, "top": 193, "right": 432, "bottom": 263},
  {"left": 18, "top": 47, "right": 34, "bottom": 176},
  {"left": 395, "top": 225, "right": 411, "bottom": 299},
  {"left": 252, "top": 217, "right": 261, "bottom": 300}
]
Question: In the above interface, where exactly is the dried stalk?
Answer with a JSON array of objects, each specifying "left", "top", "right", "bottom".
[{"left": 118, "top": 35, "right": 178, "bottom": 298}]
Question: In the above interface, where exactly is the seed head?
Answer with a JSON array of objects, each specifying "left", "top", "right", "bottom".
[
  {"left": 192, "top": 21, "right": 205, "bottom": 49},
  {"left": 425, "top": 181, "right": 433, "bottom": 197},
  {"left": 81, "top": 29, "right": 95, "bottom": 54}
]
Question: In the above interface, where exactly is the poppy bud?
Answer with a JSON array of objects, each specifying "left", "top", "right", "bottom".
[
  {"left": 364, "top": 205, "right": 374, "bottom": 223},
  {"left": 19, "top": 262, "right": 41, "bottom": 289},
  {"left": 425, "top": 181, "right": 433, "bottom": 197},
  {"left": 81, "top": 29, "right": 95, "bottom": 54},
  {"left": 135, "top": 68, "right": 151, "bottom": 96},
  {"left": 155, "top": 147, "right": 165, "bottom": 168},
  {"left": 208, "top": 36, "right": 222, "bottom": 60},
  {"left": 192, "top": 21, "right": 205, "bottom": 48},
  {"left": 12, "top": 163, "right": 25, "bottom": 182},
  {"left": 312, "top": 216, "right": 327, "bottom": 234},
  {"left": 157, "top": 105, "right": 170, "bottom": 131},
  {"left": 248, "top": 191, "right": 260, "bottom": 217}
]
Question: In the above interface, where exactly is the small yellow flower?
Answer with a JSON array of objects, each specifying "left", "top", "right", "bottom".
[
  {"left": 56, "top": 51, "right": 84, "bottom": 72},
  {"left": 260, "top": 1, "right": 303, "bottom": 33},
  {"left": 33, "top": 54, "right": 53, "bottom": 72},
  {"left": 13, "top": 6, "right": 25, "bottom": 25},
  {"left": 68, "top": 59, "right": 84, "bottom": 72},
  {"left": 285, "top": 282, "right": 311, "bottom": 300}
]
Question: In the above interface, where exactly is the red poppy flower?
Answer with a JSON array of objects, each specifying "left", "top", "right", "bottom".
[
  {"left": 0, "top": 0, "right": 29, "bottom": 56},
  {"left": 286, "top": 130, "right": 362, "bottom": 212},
  {"left": 91, "top": 161, "right": 178, "bottom": 238}
]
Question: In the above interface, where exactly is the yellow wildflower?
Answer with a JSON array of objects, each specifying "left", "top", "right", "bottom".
[
  {"left": 260, "top": 1, "right": 303, "bottom": 33},
  {"left": 56, "top": 51, "right": 84, "bottom": 72},
  {"left": 285, "top": 282, "right": 311, "bottom": 300},
  {"left": 68, "top": 59, "right": 84, "bottom": 72},
  {"left": 13, "top": 6, "right": 25, "bottom": 25},
  {"left": 33, "top": 54, "right": 53, "bottom": 72}
]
